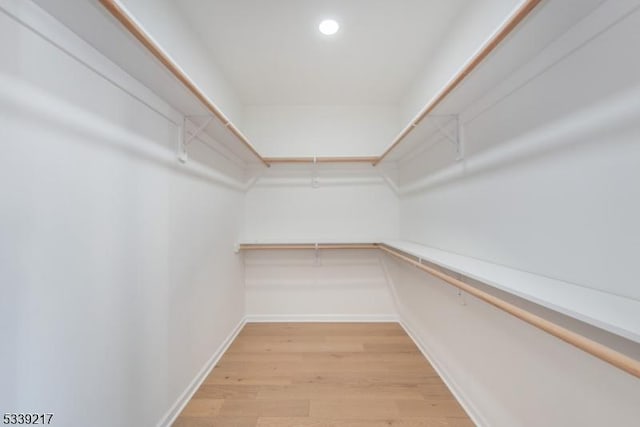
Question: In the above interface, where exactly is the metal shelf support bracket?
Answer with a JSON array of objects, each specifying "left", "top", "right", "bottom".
[
  {"left": 432, "top": 115, "right": 464, "bottom": 161},
  {"left": 178, "top": 115, "right": 214, "bottom": 163}
]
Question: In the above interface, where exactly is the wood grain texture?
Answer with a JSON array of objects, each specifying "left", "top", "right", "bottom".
[{"left": 173, "top": 323, "right": 473, "bottom": 426}]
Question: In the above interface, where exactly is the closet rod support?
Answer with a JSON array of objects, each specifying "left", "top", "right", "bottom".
[
  {"left": 431, "top": 115, "right": 464, "bottom": 161},
  {"left": 184, "top": 115, "right": 213, "bottom": 146}
]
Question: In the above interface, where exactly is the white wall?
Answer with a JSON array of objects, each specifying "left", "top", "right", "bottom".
[
  {"left": 0, "top": 2, "right": 245, "bottom": 426},
  {"left": 244, "top": 105, "right": 400, "bottom": 156},
  {"left": 393, "top": 1, "right": 640, "bottom": 425},
  {"left": 243, "top": 165, "right": 399, "bottom": 242},
  {"left": 400, "top": 0, "right": 640, "bottom": 300},
  {"left": 245, "top": 249, "right": 395, "bottom": 320}
]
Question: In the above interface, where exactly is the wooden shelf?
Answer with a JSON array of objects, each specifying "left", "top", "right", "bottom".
[
  {"left": 381, "top": 240, "right": 640, "bottom": 344},
  {"left": 238, "top": 241, "right": 378, "bottom": 250}
]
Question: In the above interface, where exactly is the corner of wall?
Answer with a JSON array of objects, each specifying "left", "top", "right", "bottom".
[{"left": 156, "top": 317, "right": 247, "bottom": 427}]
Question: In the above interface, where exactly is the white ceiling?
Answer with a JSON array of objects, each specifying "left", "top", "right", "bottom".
[{"left": 173, "top": 0, "right": 468, "bottom": 105}]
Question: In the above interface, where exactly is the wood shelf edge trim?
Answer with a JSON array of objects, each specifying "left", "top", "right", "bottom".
[
  {"left": 238, "top": 243, "right": 379, "bottom": 250},
  {"left": 374, "top": 0, "right": 543, "bottom": 166},
  {"left": 263, "top": 156, "right": 380, "bottom": 165},
  {"left": 98, "top": 0, "right": 268, "bottom": 166}
]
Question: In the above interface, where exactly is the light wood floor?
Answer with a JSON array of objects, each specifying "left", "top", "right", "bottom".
[{"left": 173, "top": 323, "right": 473, "bottom": 427}]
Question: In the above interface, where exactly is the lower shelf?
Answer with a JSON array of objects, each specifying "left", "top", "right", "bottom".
[
  {"left": 238, "top": 242, "right": 378, "bottom": 250},
  {"left": 380, "top": 240, "right": 640, "bottom": 345},
  {"left": 237, "top": 238, "right": 640, "bottom": 378}
]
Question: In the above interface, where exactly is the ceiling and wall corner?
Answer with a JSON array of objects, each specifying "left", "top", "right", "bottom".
[{"left": 172, "top": 0, "right": 469, "bottom": 106}]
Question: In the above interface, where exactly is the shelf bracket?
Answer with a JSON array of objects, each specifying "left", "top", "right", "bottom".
[
  {"left": 178, "top": 115, "right": 213, "bottom": 163},
  {"left": 311, "top": 155, "right": 320, "bottom": 188},
  {"left": 432, "top": 115, "right": 464, "bottom": 161},
  {"left": 314, "top": 242, "right": 321, "bottom": 266},
  {"left": 177, "top": 122, "right": 187, "bottom": 163}
]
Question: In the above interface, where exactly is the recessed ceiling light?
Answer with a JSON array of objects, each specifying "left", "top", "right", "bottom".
[{"left": 319, "top": 19, "right": 339, "bottom": 36}]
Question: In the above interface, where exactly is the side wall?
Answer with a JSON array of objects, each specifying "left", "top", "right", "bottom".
[
  {"left": 385, "top": 259, "right": 640, "bottom": 427},
  {"left": 393, "top": 1, "right": 640, "bottom": 426},
  {"left": 0, "top": 3, "right": 245, "bottom": 426}
]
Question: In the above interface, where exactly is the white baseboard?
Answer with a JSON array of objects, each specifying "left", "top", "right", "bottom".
[
  {"left": 156, "top": 317, "right": 247, "bottom": 427},
  {"left": 399, "top": 316, "right": 487, "bottom": 427},
  {"left": 245, "top": 313, "right": 399, "bottom": 323}
]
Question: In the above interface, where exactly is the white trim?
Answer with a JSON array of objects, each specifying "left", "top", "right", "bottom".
[
  {"left": 399, "top": 316, "right": 488, "bottom": 427},
  {"left": 156, "top": 317, "right": 247, "bottom": 427},
  {"left": 245, "top": 314, "right": 399, "bottom": 323}
]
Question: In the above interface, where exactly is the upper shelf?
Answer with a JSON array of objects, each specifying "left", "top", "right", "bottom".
[
  {"left": 97, "top": 0, "right": 267, "bottom": 166},
  {"left": 374, "top": 0, "right": 543, "bottom": 165},
  {"left": 380, "top": 0, "right": 612, "bottom": 164},
  {"left": 93, "top": 0, "right": 543, "bottom": 168}
]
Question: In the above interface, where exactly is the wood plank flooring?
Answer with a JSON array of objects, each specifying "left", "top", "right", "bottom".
[{"left": 173, "top": 323, "right": 473, "bottom": 427}]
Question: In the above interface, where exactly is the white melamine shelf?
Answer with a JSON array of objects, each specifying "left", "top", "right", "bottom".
[
  {"left": 237, "top": 240, "right": 378, "bottom": 250},
  {"left": 382, "top": 240, "right": 640, "bottom": 343}
]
